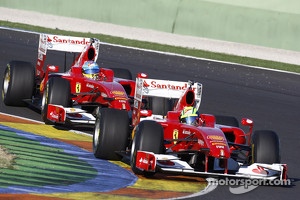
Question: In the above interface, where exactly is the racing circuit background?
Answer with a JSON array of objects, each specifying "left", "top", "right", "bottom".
[{"left": 0, "top": 2, "right": 300, "bottom": 200}]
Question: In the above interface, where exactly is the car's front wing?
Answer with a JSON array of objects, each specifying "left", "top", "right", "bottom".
[
  {"left": 47, "top": 104, "right": 96, "bottom": 124},
  {"left": 135, "top": 150, "right": 288, "bottom": 181}
]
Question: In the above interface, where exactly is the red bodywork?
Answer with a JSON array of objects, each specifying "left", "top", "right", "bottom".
[
  {"left": 133, "top": 77, "right": 254, "bottom": 174},
  {"left": 36, "top": 34, "right": 136, "bottom": 116},
  {"left": 158, "top": 92, "right": 251, "bottom": 172}
]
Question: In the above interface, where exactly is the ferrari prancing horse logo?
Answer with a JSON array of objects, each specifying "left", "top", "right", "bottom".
[
  {"left": 76, "top": 82, "right": 81, "bottom": 93},
  {"left": 173, "top": 129, "right": 179, "bottom": 144}
]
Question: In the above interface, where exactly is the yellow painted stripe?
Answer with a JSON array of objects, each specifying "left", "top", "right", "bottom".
[
  {"left": 38, "top": 192, "right": 144, "bottom": 200},
  {"left": 0, "top": 123, "right": 91, "bottom": 142},
  {"left": 130, "top": 178, "right": 206, "bottom": 193},
  {"left": 110, "top": 161, "right": 206, "bottom": 193}
]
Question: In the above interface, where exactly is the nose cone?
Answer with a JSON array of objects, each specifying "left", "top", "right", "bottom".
[{"left": 201, "top": 127, "right": 231, "bottom": 158}]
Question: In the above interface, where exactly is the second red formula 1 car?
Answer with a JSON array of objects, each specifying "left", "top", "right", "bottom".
[
  {"left": 2, "top": 34, "right": 137, "bottom": 126},
  {"left": 93, "top": 75, "right": 288, "bottom": 181}
]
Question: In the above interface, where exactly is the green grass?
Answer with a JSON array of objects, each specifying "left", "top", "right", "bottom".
[
  {"left": 0, "top": 145, "right": 15, "bottom": 169},
  {"left": 0, "top": 130, "right": 97, "bottom": 187},
  {"left": 1, "top": 20, "right": 300, "bottom": 73}
]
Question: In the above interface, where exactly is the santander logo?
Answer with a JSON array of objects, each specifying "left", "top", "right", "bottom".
[
  {"left": 47, "top": 35, "right": 90, "bottom": 45},
  {"left": 143, "top": 80, "right": 188, "bottom": 91}
]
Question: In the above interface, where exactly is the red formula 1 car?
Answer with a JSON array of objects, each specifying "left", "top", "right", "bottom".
[
  {"left": 2, "top": 34, "right": 136, "bottom": 125},
  {"left": 93, "top": 75, "right": 287, "bottom": 181}
]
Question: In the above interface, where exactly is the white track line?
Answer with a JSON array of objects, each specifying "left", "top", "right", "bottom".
[{"left": 1, "top": 26, "right": 299, "bottom": 76}]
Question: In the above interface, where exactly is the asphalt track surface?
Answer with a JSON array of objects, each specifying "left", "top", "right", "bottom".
[{"left": 0, "top": 29, "right": 299, "bottom": 199}]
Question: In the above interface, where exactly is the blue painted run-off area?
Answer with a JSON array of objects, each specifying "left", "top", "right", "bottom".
[{"left": 0, "top": 125, "right": 137, "bottom": 194}]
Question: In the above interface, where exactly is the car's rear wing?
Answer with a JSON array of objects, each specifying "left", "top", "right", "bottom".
[
  {"left": 132, "top": 75, "right": 203, "bottom": 126},
  {"left": 39, "top": 34, "right": 93, "bottom": 53},
  {"left": 36, "top": 33, "right": 100, "bottom": 77}
]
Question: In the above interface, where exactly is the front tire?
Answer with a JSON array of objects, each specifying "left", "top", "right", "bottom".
[
  {"left": 131, "top": 120, "right": 164, "bottom": 176},
  {"left": 41, "top": 77, "right": 71, "bottom": 124},
  {"left": 93, "top": 108, "right": 130, "bottom": 160},
  {"left": 251, "top": 130, "right": 280, "bottom": 164},
  {"left": 2, "top": 61, "right": 35, "bottom": 106}
]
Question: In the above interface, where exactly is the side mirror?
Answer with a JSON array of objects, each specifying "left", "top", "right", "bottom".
[
  {"left": 46, "top": 65, "right": 59, "bottom": 73},
  {"left": 140, "top": 109, "right": 152, "bottom": 117},
  {"left": 241, "top": 118, "right": 253, "bottom": 126},
  {"left": 137, "top": 72, "right": 148, "bottom": 78},
  {"left": 200, "top": 114, "right": 216, "bottom": 127},
  {"left": 241, "top": 118, "right": 254, "bottom": 146},
  {"left": 100, "top": 68, "right": 114, "bottom": 82}
]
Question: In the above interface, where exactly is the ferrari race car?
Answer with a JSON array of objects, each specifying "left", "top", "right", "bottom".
[
  {"left": 93, "top": 75, "right": 288, "bottom": 181},
  {"left": 2, "top": 34, "right": 138, "bottom": 125}
]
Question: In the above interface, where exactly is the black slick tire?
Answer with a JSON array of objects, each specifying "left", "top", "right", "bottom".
[
  {"left": 111, "top": 68, "right": 132, "bottom": 80},
  {"left": 215, "top": 115, "right": 239, "bottom": 127},
  {"left": 93, "top": 108, "right": 130, "bottom": 160},
  {"left": 148, "top": 97, "right": 175, "bottom": 116},
  {"left": 131, "top": 120, "right": 164, "bottom": 176},
  {"left": 251, "top": 130, "right": 280, "bottom": 164},
  {"left": 2, "top": 61, "right": 35, "bottom": 106},
  {"left": 41, "top": 77, "right": 71, "bottom": 124}
]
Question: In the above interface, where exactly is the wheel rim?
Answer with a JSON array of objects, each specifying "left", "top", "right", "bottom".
[
  {"left": 130, "top": 134, "right": 137, "bottom": 164},
  {"left": 93, "top": 116, "right": 100, "bottom": 148},
  {"left": 2, "top": 68, "right": 10, "bottom": 98},
  {"left": 41, "top": 83, "right": 49, "bottom": 111}
]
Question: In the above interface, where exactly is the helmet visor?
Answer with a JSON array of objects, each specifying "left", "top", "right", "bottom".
[
  {"left": 83, "top": 68, "right": 99, "bottom": 74},
  {"left": 182, "top": 116, "right": 198, "bottom": 125}
]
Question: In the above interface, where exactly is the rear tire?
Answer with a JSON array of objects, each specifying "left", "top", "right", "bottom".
[
  {"left": 148, "top": 97, "right": 175, "bottom": 116},
  {"left": 131, "top": 120, "right": 164, "bottom": 176},
  {"left": 251, "top": 130, "right": 280, "bottom": 164},
  {"left": 2, "top": 61, "right": 35, "bottom": 106},
  {"left": 215, "top": 115, "right": 239, "bottom": 127},
  {"left": 111, "top": 68, "right": 132, "bottom": 80},
  {"left": 41, "top": 77, "right": 71, "bottom": 124},
  {"left": 93, "top": 108, "right": 130, "bottom": 160}
]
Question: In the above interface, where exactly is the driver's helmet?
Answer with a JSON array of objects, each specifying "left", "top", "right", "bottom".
[
  {"left": 82, "top": 61, "right": 100, "bottom": 80},
  {"left": 180, "top": 106, "right": 199, "bottom": 126}
]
